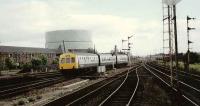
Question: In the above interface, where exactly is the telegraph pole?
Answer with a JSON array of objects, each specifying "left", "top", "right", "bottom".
[
  {"left": 186, "top": 16, "right": 195, "bottom": 72},
  {"left": 173, "top": 4, "right": 180, "bottom": 87},
  {"left": 128, "top": 35, "right": 133, "bottom": 66}
]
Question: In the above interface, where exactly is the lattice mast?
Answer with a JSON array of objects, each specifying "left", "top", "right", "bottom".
[{"left": 162, "top": 0, "right": 174, "bottom": 86}]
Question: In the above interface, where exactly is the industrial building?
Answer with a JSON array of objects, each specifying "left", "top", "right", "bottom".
[{"left": 45, "top": 30, "right": 94, "bottom": 53}]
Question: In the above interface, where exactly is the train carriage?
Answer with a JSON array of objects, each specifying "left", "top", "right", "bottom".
[
  {"left": 99, "top": 53, "right": 116, "bottom": 66},
  {"left": 116, "top": 54, "right": 129, "bottom": 67},
  {"left": 59, "top": 52, "right": 129, "bottom": 73},
  {"left": 59, "top": 52, "right": 99, "bottom": 72},
  {"left": 99, "top": 53, "right": 116, "bottom": 69}
]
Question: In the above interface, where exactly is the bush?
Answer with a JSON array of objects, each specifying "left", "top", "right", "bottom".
[
  {"left": 5, "top": 57, "right": 16, "bottom": 70},
  {"left": 31, "top": 58, "right": 42, "bottom": 70},
  {"left": 189, "top": 52, "right": 200, "bottom": 64},
  {"left": 0, "top": 61, "right": 4, "bottom": 71},
  {"left": 52, "top": 58, "right": 58, "bottom": 65},
  {"left": 21, "top": 63, "right": 32, "bottom": 72},
  {"left": 39, "top": 55, "right": 47, "bottom": 66},
  {"left": 183, "top": 52, "right": 200, "bottom": 64}
]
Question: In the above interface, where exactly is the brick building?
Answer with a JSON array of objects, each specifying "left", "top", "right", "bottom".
[{"left": 0, "top": 46, "right": 62, "bottom": 69}]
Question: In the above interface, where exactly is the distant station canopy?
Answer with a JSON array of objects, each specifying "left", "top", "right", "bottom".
[{"left": 45, "top": 30, "right": 94, "bottom": 53}]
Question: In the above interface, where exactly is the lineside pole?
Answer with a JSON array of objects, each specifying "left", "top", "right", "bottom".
[
  {"left": 173, "top": 4, "right": 180, "bottom": 88},
  {"left": 167, "top": 5, "right": 173, "bottom": 86}
]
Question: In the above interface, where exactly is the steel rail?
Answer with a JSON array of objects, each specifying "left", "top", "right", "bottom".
[
  {"left": 66, "top": 69, "right": 131, "bottom": 106},
  {"left": 147, "top": 64, "right": 200, "bottom": 93},
  {"left": 98, "top": 69, "right": 130, "bottom": 106},
  {"left": 127, "top": 67, "right": 140, "bottom": 106},
  {"left": 44, "top": 65, "right": 141, "bottom": 106},
  {"left": 99, "top": 66, "right": 141, "bottom": 106},
  {"left": 0, "top": 77, "right": 65, "bottom": 98},
  {"left": 150, "top": 63, "right": 200, "bottom": 79},
  {"left": 144, "top": 64, "right": 199, "bottom": 106},
  {"left": 0, "top": 74, "right": 63, "bottom": 90}
]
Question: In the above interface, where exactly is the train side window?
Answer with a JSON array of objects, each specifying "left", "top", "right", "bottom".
[{"left": 71, "top": 57, "right": 75, "bottom": 63}]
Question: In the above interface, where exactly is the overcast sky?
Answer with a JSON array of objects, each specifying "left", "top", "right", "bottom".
[{"left": 0, "top": 0, "right": 199, "bottom": 56}]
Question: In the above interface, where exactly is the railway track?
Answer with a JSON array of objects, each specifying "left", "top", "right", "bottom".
[
  {"left": 0, "top": 71, "right": 62, "bottom": 87},
  {"left": 46, "top": 64, "right": 178, "bottom": 106},
  {"left": 0, "top": 76, "right": 66, "bottom": 99},
  {"left": 147, "top": 63, "right": 200, "bottom": 93},
  {"left": 148, "top": 63, "right": 200, "bottom": 92},
  {"left": 0, "top": 66, "right": 103, "bottom": 100},
  {"left": 129, "top": 66, "right": 173, "bottom": 106},
  {"left": 44, "top": 65, "right": 140, "bottom": 106},
  {"left": 0, "top": 65, "right": 136, "bottom": 100},
  {"left": 0, "top": 72, "right": 63, "bottom": 91},
  {"left": 144, "top": 63, "right": 200, "bottom": 106},
  {"left": 148, "top": 62, "right": 200, "bottom": 83},
  {"left": 99, "top": 67, "right": 140, "bottom": 106}
]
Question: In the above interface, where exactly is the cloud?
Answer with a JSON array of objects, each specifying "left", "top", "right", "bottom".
[
  {"left": 0, "top": 0, "right": 164, "bottom": 56},
  {"left": 64, "top": 14, "right": 162, "bottom": 55}
]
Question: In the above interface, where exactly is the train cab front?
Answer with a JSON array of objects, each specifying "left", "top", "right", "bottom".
[{"left": 59, "top": 53, "right": 77, "bottom": 73}]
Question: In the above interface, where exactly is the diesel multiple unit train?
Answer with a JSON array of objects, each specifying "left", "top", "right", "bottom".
[{"left": 59, "top": 52, "right": 129, "bottom": 72}]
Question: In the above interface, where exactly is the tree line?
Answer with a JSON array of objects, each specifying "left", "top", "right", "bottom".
[{"left": 0, "top": 55, "right": 58, "bottom": 72}]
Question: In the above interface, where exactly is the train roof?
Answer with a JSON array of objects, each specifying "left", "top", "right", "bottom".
[
  {"left": 63, "top": 52, "right": 98, "bottom": 56},
  {"left": 61, "top": 52, "right": 128, "bottom": 56}
]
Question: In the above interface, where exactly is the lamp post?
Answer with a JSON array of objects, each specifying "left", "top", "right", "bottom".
[
  {"left": 163, "top": 0, "right": 182, "bottom": 87},
  {"left": 186, "top": 16, "right": 195, "bottom": 72}
]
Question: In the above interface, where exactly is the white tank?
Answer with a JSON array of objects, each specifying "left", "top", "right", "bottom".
[{"left": 45, "top": 30, "right": 93, "bottom": 52}]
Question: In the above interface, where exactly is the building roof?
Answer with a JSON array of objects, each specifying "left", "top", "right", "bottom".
[{"left": 0, "top": 46, "right": 62, "bottom": 54}]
